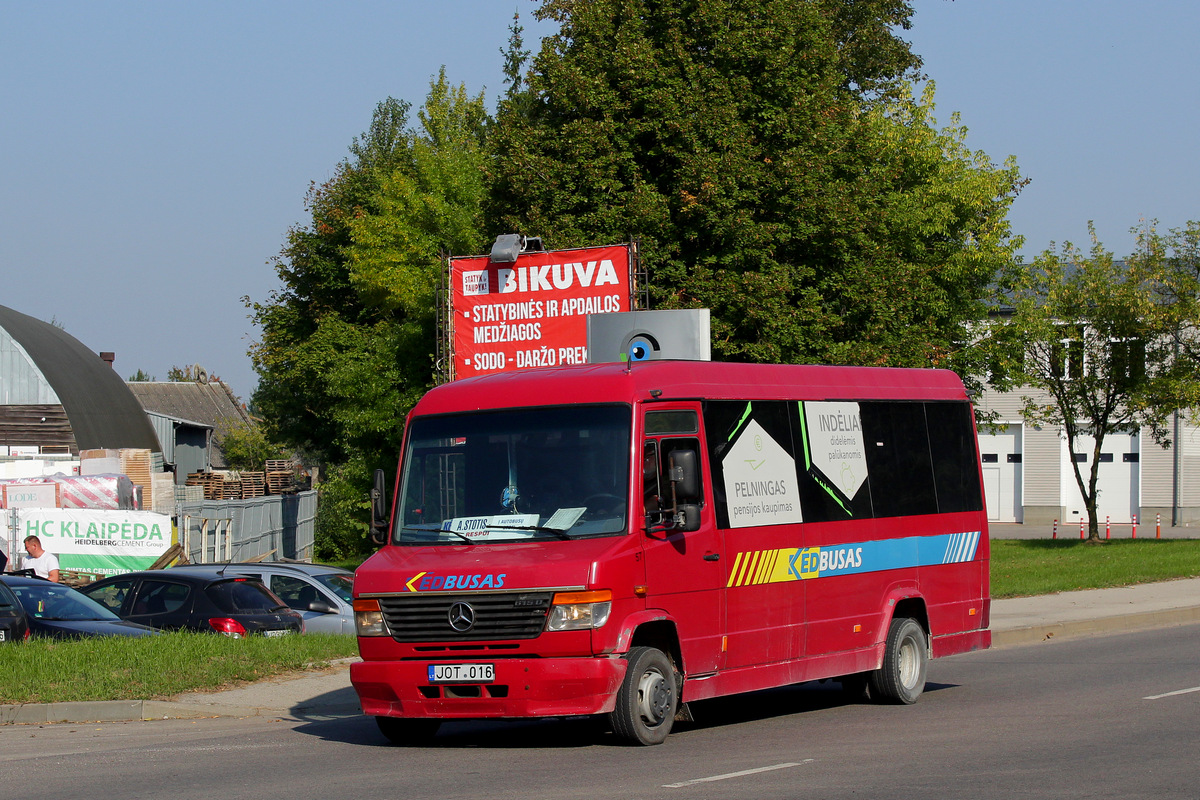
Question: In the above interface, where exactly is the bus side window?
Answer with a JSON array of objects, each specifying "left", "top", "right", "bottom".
[{"left": 643, "top": 441, "right": 662, "bottom": 513}]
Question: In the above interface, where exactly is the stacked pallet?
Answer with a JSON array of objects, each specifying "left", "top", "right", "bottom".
[
  {"left": 119, "top": 449, "right": 153, "bottom": 499},
  {"left": 265, "top": 460, "right": 294, "bottom": 494},
  {"left": 222, "top": 479, "right": 242, "bottom": 500},
  {"left": 186, "top": 472, "right": 224, "bottom": 500},
  {"left": 241, "top": 471, "right": 265, "bottom": 499}
]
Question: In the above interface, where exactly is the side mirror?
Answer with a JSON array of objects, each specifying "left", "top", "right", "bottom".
[
  {"left": 677, "top": 503, "right": 701, "bottom": 532},
  {"left": 308, "top": 600, "right": 336, "bottom": 614},
  {"left": 645, "top": 448, "right": 703, "bottom": 534},
  {"left": 668, "top": 449, "right": 699, "bottom": 500},
  {"left": 369, "top": 469, "right": 389, "bottom": 546}
]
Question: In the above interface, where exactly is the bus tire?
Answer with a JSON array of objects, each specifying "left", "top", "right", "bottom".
[
  {"left": 375, "top": 716, "right": 440, "bottom": 745},
  {"left": 610, "top": 646, "right": 677, "bottom": 745},
  {"left": 869, "top": 617, "right": 927, "bottom": 705}
]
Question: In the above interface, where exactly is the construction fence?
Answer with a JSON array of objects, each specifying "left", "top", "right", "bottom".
[{"left": 178, "top": 490, "right": 317, "bottom": 564}]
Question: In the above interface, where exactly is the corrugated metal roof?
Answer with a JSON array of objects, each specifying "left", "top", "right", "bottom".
[
  {"left": 0, "top": 304, "right": 161, "bottom": 451},
  {"left": 126, "top": 381, "right": 249, "bottom": 431}
]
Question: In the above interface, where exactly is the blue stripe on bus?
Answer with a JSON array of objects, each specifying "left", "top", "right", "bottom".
[{"left": 726, "top": 531, "right": 983, "bottom": 587}]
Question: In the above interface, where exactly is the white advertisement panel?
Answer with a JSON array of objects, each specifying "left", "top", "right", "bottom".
[
  {"left": 15, "top": 508, "right": 172, "bottom": 576},
  {"left": 803, "top": 401, "right": 868, "bottom": 503},
  {"left": 721, "top": 419, "right": 804, "bottom": 528}
]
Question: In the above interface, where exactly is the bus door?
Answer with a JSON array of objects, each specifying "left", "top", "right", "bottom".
[{"left": 639, "top": 406, "right": 724, "bottom": 676}]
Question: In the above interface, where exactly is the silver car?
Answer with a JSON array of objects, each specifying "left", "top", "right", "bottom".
[{"left": 172, "top": 562, "right": 354, "bottom": 634}]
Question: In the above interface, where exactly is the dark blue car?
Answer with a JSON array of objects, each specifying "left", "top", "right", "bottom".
[
  {"left": 0, "top": 578, "right": 30, "bottom": 643},
  {"left": 0, "top": 575, "right": 159, "bottom": 639}
]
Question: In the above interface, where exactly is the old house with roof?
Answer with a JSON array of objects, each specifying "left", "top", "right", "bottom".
[{"left": 125, "top": 378, "right": 252, "bottom": 483}]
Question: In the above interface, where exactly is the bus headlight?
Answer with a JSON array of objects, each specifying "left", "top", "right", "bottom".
[
  {"left": 354, "top": 598, "right": 387, "bottom": 637},
  {"left": 546, "top": 590, "right": 613, "bottom": 631}
]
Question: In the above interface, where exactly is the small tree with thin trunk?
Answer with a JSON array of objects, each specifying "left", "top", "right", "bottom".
[{"left": 991, "top": 222, "right": 1200, "bottom": 541}]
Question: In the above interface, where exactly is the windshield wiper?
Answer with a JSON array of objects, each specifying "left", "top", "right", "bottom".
[
  {"left": 400, "top": 524, "right": 474, "bottom": 544},
  {"left": 484, "top": 523, "right": 574, "bottom": 540}
]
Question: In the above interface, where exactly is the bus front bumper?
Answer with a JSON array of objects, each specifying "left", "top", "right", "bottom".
[{"left": 351, "top": 656, "right": 628, "bottom": 720}]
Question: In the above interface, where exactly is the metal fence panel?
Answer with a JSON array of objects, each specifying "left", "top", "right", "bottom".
[{"left": 179, "top": 490, "right": 316, "bottom": 563}]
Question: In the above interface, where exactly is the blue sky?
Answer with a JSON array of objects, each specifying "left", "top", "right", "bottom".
[{"left": 3, "top": 1, "right": 1197, "bottom": 399}]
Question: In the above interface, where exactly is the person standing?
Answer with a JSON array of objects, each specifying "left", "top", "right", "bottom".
[{"left": 21, "top": 536, "right": 60, "bottom": 582}]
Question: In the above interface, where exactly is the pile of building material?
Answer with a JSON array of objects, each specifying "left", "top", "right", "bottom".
[
  {"left": 265, "top": 460, "right": 295, "bottom": 494},
  {"left": 78, "top": 448, "right": 174, "bottom": 511},
  {"left": 240, "top": 471, "right": 265, "bottom": 498},
  {"left": 186, "top": 468, "right": 288, "bottom": 501},
  {"left": 0, "top": 474, "right": 136, "bottom": 510},
  {"left": 185, "top": 471, "right": 225, "bottom": 500}
]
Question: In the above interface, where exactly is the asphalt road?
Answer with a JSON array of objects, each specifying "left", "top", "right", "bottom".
[{"left": 3, "top": 624, "right": 1199, "bottom": 800}]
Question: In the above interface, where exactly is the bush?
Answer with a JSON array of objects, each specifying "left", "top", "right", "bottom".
[{"left": 314, "top": 461, "right": 374, "bottom": 561}]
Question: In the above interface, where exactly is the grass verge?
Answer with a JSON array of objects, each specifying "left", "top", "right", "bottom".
[
  {"left": 0, "top": 631, "right": 357, "bottom": 705},
  {"left": 991, "top": 538, "right": 1200, "bottom": 598}
]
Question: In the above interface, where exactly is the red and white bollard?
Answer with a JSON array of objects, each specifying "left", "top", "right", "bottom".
[
  {"left": 1053, "top": 519, "right": 1059, "bottom": 540},
  {"left": 1106, "top": 515, "right": 1111, "bottom": 540},
  {"left": 1080, "top": 518, "right": 1085, "bottom": 540},
  {"left": 1157, "top": 513, "right": 1162, "bottom": 539},
  {"left": 1132, "top": 515, "right": 1138, "bottom": 539}
]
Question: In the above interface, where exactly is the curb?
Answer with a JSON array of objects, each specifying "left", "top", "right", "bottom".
[
  {"left": 0, "top": 698, "right": 363, "bottom": 725},
  {"left": 1, "top": 700, "right": 216, "bottom": 725},
  {"left": 991, "top": 606, "right": 1200, "bottom": 648}
]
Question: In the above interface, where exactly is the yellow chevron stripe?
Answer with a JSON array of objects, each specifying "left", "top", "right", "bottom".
[
  {"left": 743, "top": 551, "right": 761, "bottom": 586},
  {"left": 754, "top": 550, "right": 773, "bottom": 584},
  {"left": 727, "top": 551, "right": 745, "bottom": 588}
]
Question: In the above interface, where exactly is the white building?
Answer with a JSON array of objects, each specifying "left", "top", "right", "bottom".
[{"left": 975, "top": 384, "right": 1200, "bottom": 528}]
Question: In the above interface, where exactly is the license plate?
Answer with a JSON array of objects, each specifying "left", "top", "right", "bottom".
[
  {"left": 263, "top": 629, "right": 292, "bottom": 638},
  {"left": 0, "top": 630, "right": 6, "bottom": 642},
  {"left": 428, "top": 663, "right": 495, "bottom": 683}
]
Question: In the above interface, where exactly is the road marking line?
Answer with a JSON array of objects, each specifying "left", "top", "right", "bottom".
[
  {"left": 1144, "top": 685, "right": 1200, "bottom": 700},
  {"left": 662, "top": 760, "right": 813, "bottom": 789}
]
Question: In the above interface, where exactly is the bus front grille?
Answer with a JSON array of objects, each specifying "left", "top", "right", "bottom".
[{"left": 379, "top": 593, "right": 553, "bottom": 642}]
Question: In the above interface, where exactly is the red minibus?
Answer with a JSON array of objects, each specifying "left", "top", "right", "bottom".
[{"left": 351, "top": 361, "right": 990, "bottom": 745}]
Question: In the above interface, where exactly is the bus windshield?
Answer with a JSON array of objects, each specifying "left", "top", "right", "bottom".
[{"left": 394, "top": 404, "right": 631, "bottom": 545}]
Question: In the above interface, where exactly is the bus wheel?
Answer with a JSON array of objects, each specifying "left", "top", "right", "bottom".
[
  {"left": 375, "top": 716, "right": 440, "bottom": 745},
  {"left": 610, "top": 646, "right": 677, "bottom": 745},
  {"left": 869, "top": 617, "right": 927, "bottom": 705}
]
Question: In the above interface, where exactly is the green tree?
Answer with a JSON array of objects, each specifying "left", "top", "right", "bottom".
[
  {"left": 167, "top": 364, "right": 217, "bottom": 383},
  {"left": 990, "top": 222, "right": 1200, "bottom": 541},
  {"left": 214, "top": 418, "right": 291, "bottom": 472},
  {"left": 127, "top": 369, "right": 156, "bottom": 382},
  {"left": 490, "top": 0, "right": 1023, "bottom": 381},
  {"left": 249, "top": 73, "right": 489, "bottom": 555}
]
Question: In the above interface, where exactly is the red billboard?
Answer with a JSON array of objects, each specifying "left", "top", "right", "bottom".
[{"left": 449, "top": 244, "right": 633, "bottom": 379}]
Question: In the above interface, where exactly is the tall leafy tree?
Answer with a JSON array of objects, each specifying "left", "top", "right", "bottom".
[
  {"left": 990, "top": 222, "right": 1200, "bottom": 541},
  {"left": 249, "top": 73, "right": 489, "bottom": 555},
  {"left": 490, "top": 0, "right": 1023, "bottom": 380}
]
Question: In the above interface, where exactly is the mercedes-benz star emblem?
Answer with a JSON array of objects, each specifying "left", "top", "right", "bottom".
[{"left": 448, "top": 601, "right": 476, "bottom": 632}]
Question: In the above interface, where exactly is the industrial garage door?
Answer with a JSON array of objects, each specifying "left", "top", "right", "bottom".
[
  {"left": 978, "top": 425, "right": 1022, "bottom": 523},
  {"left": 1065, "top": 431, "right": 1139, "bottom": 525}
]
